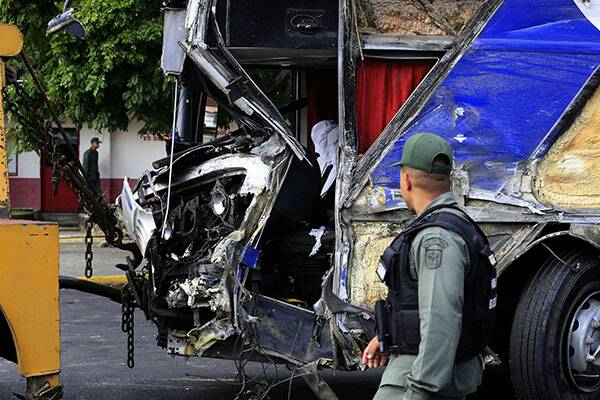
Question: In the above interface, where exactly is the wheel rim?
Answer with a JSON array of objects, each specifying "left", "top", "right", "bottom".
[{"left": 567, "top": 290, "right": 600, "bottom": 392}]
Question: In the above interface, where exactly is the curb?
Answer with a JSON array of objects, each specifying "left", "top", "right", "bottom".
[
  {"left": 59, "top": 236, "right": 133, "bottom": 246},
  {"left": 75, "top": 274, "right": 128, "bottom": 288},
  {"left": 59, "top": 236, "right": 108, "bottom": 243},
  {"left": 59, "top": 236, "right": 88, "bottom": 243}
]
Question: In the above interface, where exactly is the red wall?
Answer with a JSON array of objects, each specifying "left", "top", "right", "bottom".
[
  {"left": 101, "top": 178, "right": 138, "bottom": 204},
  {"left": 9, "top": 178, "right": 136, "bottom": 211},
  {"left": 9, "top": 178, "right": 41, "bottom": 210}
]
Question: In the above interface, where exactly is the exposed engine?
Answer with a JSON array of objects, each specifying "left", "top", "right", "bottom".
[
  {"left": 115, "top": 0, "right": 336, "bottom": 366},
  {"left": 117, "top": 125, "right": 334, "bottom": 358}
]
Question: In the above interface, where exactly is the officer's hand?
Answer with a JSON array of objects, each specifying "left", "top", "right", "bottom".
[{"left": 362, "top": 337, "right": 389, "bottom": 368}]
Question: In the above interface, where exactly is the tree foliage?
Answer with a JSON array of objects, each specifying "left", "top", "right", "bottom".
[{"left": 0, "top": 0, "right": 172, "bottom": 149}]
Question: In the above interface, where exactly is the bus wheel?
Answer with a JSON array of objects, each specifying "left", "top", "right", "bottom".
[{"left": 510, "top": 249, "right": 600, "bottom": 399}]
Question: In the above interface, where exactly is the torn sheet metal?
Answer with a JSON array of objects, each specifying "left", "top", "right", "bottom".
[
  {"left": 153, "top": 154, "right": 271, "bottom": 195},
  {"left": 118, "top": 178, "right": 156, "bottom": 256},
  {"left": 250, "top": 135, "right": 286, "bottom": 159},
  {"left": 189, "top": 318, "right": 235, "bottom": 356},
  {"left": 535, "top": 87, "right": 600, "bottom": 208},
  {"left": 167, "top": 330, "right": 196, "bottom": 356},
  {"left": 181, "top": 0, "right": 306, "bottom": 160},
  {"left": 368, "top": 0, "right": 600, "bottom": 212},
  {"left": 167, "top": 276, "right": 217, "bottom": 308},
  {"left": 367, "top": 186, "right": 405, "bottom": 210},
  {"left": 243, "top": 295, "right": 334, "bottom": 364}
]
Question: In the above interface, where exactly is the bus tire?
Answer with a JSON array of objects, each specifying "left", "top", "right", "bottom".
[{"left": 510, "top": 249, "right": 600, "bottom": 399}]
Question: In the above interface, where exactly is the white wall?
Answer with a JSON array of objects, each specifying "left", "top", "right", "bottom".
[
  {"left": 6, "top": 123, "right": 39, "bottom": 178},
  {"left": 79, "top": 121, "right": 165, "bottom": 179},
  {"left": 109, "top": 120, "right": 166, "bottom": 179},
  {"left": 13, "top": 151, "right": 40, "bottom": 178},
  {"left": 11, "top": 120, "right": 166, "bottom": 181}
]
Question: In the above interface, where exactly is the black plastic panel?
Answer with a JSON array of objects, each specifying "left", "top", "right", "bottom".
[{"left": 216, "top": 0, "right": 337, "bottom": 49}]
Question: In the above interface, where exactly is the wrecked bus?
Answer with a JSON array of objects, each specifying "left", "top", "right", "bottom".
[{"left": 116, "top": 0, "right": 600, "bottom": 398}]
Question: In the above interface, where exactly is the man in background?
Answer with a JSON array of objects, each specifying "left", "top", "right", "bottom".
[{"left": 82, "top": 137, "right": 101, "bottom": 195}]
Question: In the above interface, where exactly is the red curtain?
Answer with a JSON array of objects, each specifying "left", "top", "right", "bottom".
[{"left": 355, "top": 59, "right": 434, "bottom": 154}]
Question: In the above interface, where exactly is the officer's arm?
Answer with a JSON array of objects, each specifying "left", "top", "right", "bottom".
[
  {"left": 82, "top": 151, "right": 89, "bottom": 176},
  {"left": 404, "top": 229, "right": 468, "bottom": 400}
]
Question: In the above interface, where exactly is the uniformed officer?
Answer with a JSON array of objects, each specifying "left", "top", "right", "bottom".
[
  {"left": 363, "top": 132, "right": 493, "bottom": 400},
  {"left": 82, "top": 137, "right": 101, "bottom": 195}
]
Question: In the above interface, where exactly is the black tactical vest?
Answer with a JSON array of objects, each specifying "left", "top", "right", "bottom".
[{"left": 377, "top": 204, "right": 497, "bottom": 362}]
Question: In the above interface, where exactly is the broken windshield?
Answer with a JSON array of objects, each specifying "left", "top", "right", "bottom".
[{"left": 167, "top": 0, "right": 306, "bottom": 160}]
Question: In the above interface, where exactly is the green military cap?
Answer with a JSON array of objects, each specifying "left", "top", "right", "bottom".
[{"left": 390, "top": 132, "right": 453, "bottom": 174}]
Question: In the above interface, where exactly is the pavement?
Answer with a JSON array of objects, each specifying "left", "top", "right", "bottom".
[
  {"left": 0, "top": 289, "right": 390, "bottom": 400},
  {"left": 59, "top": 238, "right": 130, "bottom": 277},
  {"left": 0, "top": 231, "right": 513, "bottom": 399}
]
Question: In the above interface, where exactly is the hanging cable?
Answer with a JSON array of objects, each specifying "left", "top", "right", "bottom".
[{"left": 161, "top": 81, "right": 179, "bottom": 239}]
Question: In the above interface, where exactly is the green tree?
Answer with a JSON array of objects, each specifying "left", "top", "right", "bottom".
[{"left": 0, "top": 0, "right": 172, "bottom": 150}]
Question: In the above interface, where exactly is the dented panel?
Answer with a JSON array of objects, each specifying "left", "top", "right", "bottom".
[{"left": 366, "top": 0, "right": 600, "bottom": 212}]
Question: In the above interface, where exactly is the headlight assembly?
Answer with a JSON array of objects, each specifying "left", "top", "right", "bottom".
[{"left": 210, "top": 181, "right": 229, "bottom": 217}]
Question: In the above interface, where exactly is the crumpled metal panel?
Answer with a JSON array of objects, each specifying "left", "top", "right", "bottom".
[
  {"left": 181, "top": 0, "right": 306, "bottom": 160},
  {"left": 119, "top": 178, "right": 156, "bottom": 256},
  {"left": 370, "top": 0, "right": 600, "bottom": 210},
  {"left": 248, "top": 295, "right": 334, "bottom": 364}
]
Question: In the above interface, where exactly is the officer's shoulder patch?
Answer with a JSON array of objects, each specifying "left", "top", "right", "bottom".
[
  {"left": 425, "top": 248, "right": 443, "bottom": 269},
  {"left": 422, "top": 236, "right": 449, "bottom": 250},
  {"left": 422, "top": 234, "right": 448, "bottom": 269}
]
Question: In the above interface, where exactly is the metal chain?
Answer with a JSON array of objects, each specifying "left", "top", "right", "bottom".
[
  {"left": 121, "top": 288, "right": 135, "bottom": 368},
  {"left": 51, "top": 141, "right": 60, "bottom": 195},
  {"left": 84, "top": 217, "right": 94, "bottom": 278},
  {"left": 121, "top": 290, "right": 128, "bottom": 332},
  {"left": 127, "top": 306, "right": 135, "bottom": 369},
  {"left": 2, "top": 55, "right": 136, "bottom": 257}
]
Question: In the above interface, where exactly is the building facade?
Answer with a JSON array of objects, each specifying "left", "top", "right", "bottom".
[{"left": 9, "top": 120, "right": 166, "bottom": 212}]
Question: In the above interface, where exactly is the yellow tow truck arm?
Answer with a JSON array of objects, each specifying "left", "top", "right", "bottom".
[{"left": 0, "top": 23, "right": 63, "bottom": 400}]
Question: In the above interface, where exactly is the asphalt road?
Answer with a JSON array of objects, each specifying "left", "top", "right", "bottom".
[
  {"left": 59, "top": 240, "right": 131, "bottom": 276},
  {"left": 0, "top": 240, "right": 513, "bottom": 399},
  {"left": 0, "top": 289, "right": 387, "bottom": 400}
]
